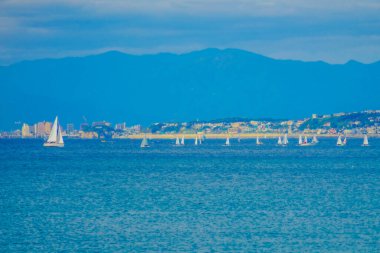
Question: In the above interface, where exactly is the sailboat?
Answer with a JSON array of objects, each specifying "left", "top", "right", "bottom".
[
  {"left": 175, "top": 136, "right": 180, "bottom": 146},
  {"left": 337, "top": 135, "right": 345, "bottom": 146},
  {"left": 277, "top": 136, "right": 283, "bottom": 145},
  {"left": 299, "top": 135, "right": 313, "bottom": 146},
  {"left": 256, "top": 136, "right": 263, "bottom": 145},
  {"left": 194, "top": 136, "right": 198, "bottom": 146},
  {"left": 311, "top": 135, "right": 318, "bottom": 144},
  {"left": 43, "top": 116, "right": 64, "bottom": 147},
  {"left": 362, "top": 134, "right": 369, "bottom": 146},
  {"left": 224, "top": 136, "right": 231, "bottom": 146},
  {"left": 283, "top": 134, "right": 289, "bottom": 146},
  {"left": 181, "top": 135, "right": 185, "bottom": 145},
  {"left": 237, "top": 134, "right": 241, "bottom": 143},
  {"left": 140, "top": 134, "right": 149, "bottom": 148},
  {"left": 343, "top": 136, "right": 347, "bottom": 145}
]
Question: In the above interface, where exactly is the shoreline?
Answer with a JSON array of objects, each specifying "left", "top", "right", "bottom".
[
  {"left": 2, "top": 133, "right": 378, "bottom": 140},
  {"left": 115, "top": 133, "right": 377, "bottom": 140}
]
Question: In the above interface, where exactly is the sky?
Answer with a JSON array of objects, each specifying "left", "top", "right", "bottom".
[{"left": 0, "top": 0, "right": 380, "bottom": 65}]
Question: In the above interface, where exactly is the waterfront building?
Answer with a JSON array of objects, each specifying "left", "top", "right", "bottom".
[
  {"left": 80, "top": 123, "right": 89, "bottom": 131},
  {"left": 79, "top": 131, "right": 98, "bottom": 139},
  {"left": 21, "top": 123, "right": 32, "bottom": 138},
  {"left": 66, "top": 123, "right": 74, "bottom": 134},
  {"left": 92, "top": 121, "right": 111, "bottom": 127},
  {"left": 115, "top": 122, "right": 126, "bottom": 131},
  {"left": 34, "top": 121, "right": 52, "bottom": 137}
]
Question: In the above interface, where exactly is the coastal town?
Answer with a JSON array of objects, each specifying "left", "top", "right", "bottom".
[{"left": 1, "top": 110, "right": 380, "bottom": 139}]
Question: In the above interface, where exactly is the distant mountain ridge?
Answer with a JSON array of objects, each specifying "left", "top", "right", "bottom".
[{"left": 0, "top": 48, "right": 380, "bottom": 130}]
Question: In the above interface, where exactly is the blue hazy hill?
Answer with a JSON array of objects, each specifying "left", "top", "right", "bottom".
[{"left": 0, "top": 48, "right": 380, "bottom": 129}]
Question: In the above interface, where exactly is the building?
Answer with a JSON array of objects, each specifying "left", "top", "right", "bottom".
[
  {"left": 35, "top": 121, "right": 52, "bottom": 137},
  {"left": 21, "top": 123, "right": 32, "bottom": 138},
  {"left": 115, "top": 122, "right": 126, "bottom": 131},
  {"left": 130, "top": 125, "right": 141, "bottom": 133},
  {"left": 80, "top": 123, "right": 89, "bottom": 131},
  {"left": 333, "top": 112, "right": 346, "bottom": 117},
  {"left": 92, "top": 121, "right": 111, "bottom": 127},
  {"left": 79, "top": 131, "right": 98, "bottom": 139},
  {"left": 66, "top": 123, "right": 74, "bottom": 134},
  {"left": 312, "top": 114, "right": 319, "bottom": 119}
]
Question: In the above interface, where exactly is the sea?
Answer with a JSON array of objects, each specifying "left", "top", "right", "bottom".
[{"left": 0, "top": 138, "right": 379, "bottom": 252}]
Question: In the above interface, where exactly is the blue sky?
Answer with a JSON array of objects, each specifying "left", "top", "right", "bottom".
[{"left": 0, "top": 0, "right": 380, "bottom": 65}]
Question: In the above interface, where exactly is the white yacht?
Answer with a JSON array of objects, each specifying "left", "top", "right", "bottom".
[{"left": 43, "top": 116, "right": 64, "bottom": 147}]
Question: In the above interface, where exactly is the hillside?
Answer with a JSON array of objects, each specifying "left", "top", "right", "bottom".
[{"left": 0, "top": 48, "right": 380, "bottom": 130}]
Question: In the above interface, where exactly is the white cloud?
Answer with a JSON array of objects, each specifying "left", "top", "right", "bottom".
[{"left": 1, "top": 0, "right": 380, "bottom": 17}]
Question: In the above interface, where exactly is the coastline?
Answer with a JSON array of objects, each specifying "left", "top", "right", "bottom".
[{"left": 114, "top": 133, "right": 376, "bottom": 140}]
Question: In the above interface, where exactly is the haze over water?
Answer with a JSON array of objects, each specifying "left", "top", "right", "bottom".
[{"left": 0, "top": 138, "right": 379, "bottom": 252}]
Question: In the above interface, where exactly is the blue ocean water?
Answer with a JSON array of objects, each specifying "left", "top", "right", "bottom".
[{"left": 0, "top": 138, "right": 379, "bottom": 252}]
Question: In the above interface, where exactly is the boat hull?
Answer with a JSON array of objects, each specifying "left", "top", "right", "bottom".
[
  {"left": 298, "top": 143, "right": 314, "bottom": 147},
  {"left": 43, "top": 142, "right": 64, "bottom": 147}
]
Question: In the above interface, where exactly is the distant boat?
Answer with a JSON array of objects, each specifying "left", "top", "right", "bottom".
[
  {"left": 100, "top": 139, "right": 114, "bottom": 143},
  {"left": 43, "top": 116, "right": 64, "bottom": 147},
  {"left": 337, "top": 135, "right": 345, "bottom": 146},
  {"left": 343, "top": 136, "right": 347, "bottom": 145},
  {"left": 237, "top": 134, "right": 241, "bottom": 143},
  {"left": 312, "top": 135, "right": 318, "bottom": 144},
  {"left": 140, "top": 134, "right": 149, "bottom": 148},
  {"left": 277, "top": 136, "right": 283, "bottom": 145},
  {"left": 362, "top": 134, "right": 369, "bottom": 146},
  {"left": 283, "top": 134, "right": 289, "bottom": 145},
  {"left": 224, "top": 136, "right": 231, "bottom": 146},
  {"left": 195, "top": 136, "right": 198, "bottom": 145},
  {"left": 181, "top": 135, "right": 185, "bottom": 145},
  {"left": 175, "top": 136, "right": 180, "bottom": 146},
  {"left": 299, "top": 135, "right": 313, "bottom": 146},
  {"left": 256, "top": 136, "right": 263, "bottom": 145},
  {"left": 198, "top": 136, "right": 202, "bottom": 145}
]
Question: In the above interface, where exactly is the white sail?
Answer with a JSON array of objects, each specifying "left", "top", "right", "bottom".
[
  {"left": 181, "top": 135, "right": 185, "bottom": 145},
  {"left": 45, "top": 116, "right": 64, "bottom": 146},
  {"left": 175, "top": 136, "right": 180, "bottom": 145},
  {"left": 337, "top": 135, "right": 343, "bottom": 145},
  {"left": 277, "top": 136, "right": 283, "bottom": 145},
  {"left": 57, "top": 126, "right": 64, "bottom": 144},
  {"left": 283, "top": 134, "right": 288, "bottom": 145},
  {"left": 298, "top": 135, "right": 302, "bottom": 145},
  {"left": 47, "top": 116, "right": 58, "bottom": 143},
  {"left": 225, "top": 136, "right": 230, "bottom": 146},
  {"left": 312, "top": 135, "right": 318, "bottom": 143},
  {"left": 140, "top": 134, "right": 149, "bottom": 148},
  {"left": 303, "top": 136, "right": 308, "bottom": 144},
  {"left": 363, "top": 134, "right": 369, "bottom": 146},
  {"left": 256, "top": 136, "right": 260, "bottom": 145},
  {"left": 343, "top": 137, "right": 347, "bottom": 145},
  {"left": 195, "top": 136, "right": 198, "bottom": 145},
  {"left": 199, "top": 137, "right": 202, "bottom": 144}
]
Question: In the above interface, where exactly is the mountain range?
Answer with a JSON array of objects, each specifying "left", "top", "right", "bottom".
[{"left": 1, "top": 48, "right": 379, "bottom": 130}]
